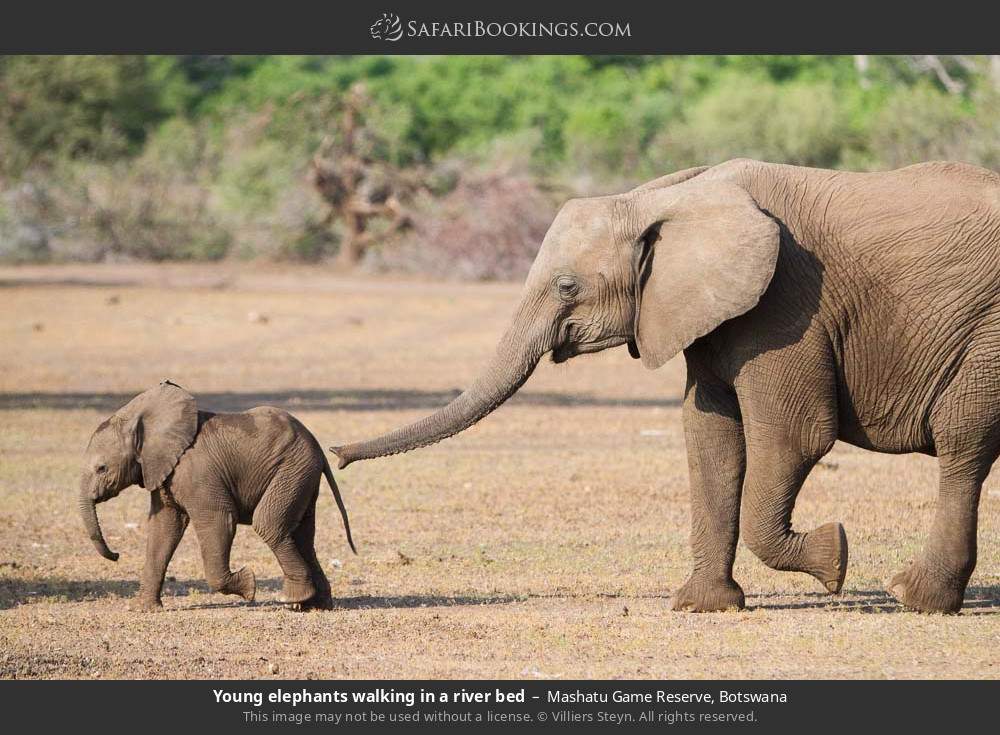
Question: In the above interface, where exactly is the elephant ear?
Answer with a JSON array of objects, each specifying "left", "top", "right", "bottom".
[
  {"left": 630, "top": 165, "right": 709, "bottom": 192},
  {"left": 118, "top": 380, "right": 198, "bottom": 491},
  {"left": 631, "top": 180, "right": 780, "bottom": 369}
]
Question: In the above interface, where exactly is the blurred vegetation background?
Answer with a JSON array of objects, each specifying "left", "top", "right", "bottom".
[{"left": 1, "top": 55, "right": 998, "bottom": 278}]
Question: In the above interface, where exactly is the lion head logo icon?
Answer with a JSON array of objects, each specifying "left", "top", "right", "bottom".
[{"left": 370, "top": 13, "right": 403, "bottom": 42}]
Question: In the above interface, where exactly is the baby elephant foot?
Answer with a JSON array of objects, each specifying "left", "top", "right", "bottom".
[
  {"left": 129, "top": 597, "right": 163, "bottom": 612},
  {"left": 889, "top": 562, "right": 966, "bottom": 614},
  {"left": 672, "top": 576, "right": 745, "bottom": 612},
  {"left": 304, "top": 591, "right": 335, "bottom": 611},
  {"left": 803, "top": 522, "right": 848, "bottom": 593},
  {"left": 279, "top": 577, "right": 316, "bottom": 606},
  {"left": 286, "top": 594, "right": 334, "bottom": 613},
  {"left": 221, "top": 566, "right": 256, "bottom": 602}
]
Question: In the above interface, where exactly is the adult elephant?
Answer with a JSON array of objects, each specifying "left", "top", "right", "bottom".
[{"left": 334, "top": 159, "right": 1000, "bottom": 614}]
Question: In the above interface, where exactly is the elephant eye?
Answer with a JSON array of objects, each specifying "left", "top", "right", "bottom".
[
  {"left": 555, "top": 276, "right": 578, "bottom": 299},
  {"left": 96, "top": 464, "right": 107, "bottom": 474}
]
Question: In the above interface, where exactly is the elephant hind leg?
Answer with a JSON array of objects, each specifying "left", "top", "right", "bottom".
[
  {"left": 887, "top": 451, "right": 985, "bottom": 613},
  {"left": 890, "top": 374, "right": 1000, "bottom": 613},
  {"left": 291, "top": 497, "right": 334, "bottom": 610},
  {"left": 263, "top": 535, "right": 316, "bottom": 606},
  {"left": 252, "top": 464, "right": 319, "bottom": 607},
  {"left": 889, "top": 448, "right": 994, "bottom": 613}
]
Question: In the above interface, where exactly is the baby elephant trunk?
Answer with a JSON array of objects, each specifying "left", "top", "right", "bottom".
[{"left": 78, "top": 481, "right": 119, "bottom": 562}]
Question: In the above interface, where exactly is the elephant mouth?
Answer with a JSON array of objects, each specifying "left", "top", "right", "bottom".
[
  {"left": 93, "top": 485, "right": 122, "bottom": 503},
  {"left": 551, "top": 335, "right": 629, "bottom": 364}
]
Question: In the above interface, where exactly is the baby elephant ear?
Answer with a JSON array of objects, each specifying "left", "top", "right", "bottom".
[{"left": 130, "top": 381, "right": 198, "bottom": 491}]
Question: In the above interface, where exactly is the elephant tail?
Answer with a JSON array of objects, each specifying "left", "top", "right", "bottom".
[{"left": 322, "top": 455, "right": 357, "bottom": 554}]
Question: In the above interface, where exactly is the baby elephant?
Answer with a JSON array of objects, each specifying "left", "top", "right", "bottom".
[{"left": 79, "top": 380, "right": 356, "bottom": 611}]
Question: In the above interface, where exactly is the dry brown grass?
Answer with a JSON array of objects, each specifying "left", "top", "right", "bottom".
[{"left": 1, "top": 263, "right": 998, "bottom": 680}]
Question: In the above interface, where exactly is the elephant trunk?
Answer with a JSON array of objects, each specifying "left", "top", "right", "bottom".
[
  {"left": 332, "top": 313, "right": 548, "bottom": 468},
  {"left": 79, "top": 481, "right": 119, "bottom": 562}
]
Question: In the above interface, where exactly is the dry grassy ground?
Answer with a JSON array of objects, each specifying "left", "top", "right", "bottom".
[{"left": 1, "top": 263, "right": 998, "bottom": 680}]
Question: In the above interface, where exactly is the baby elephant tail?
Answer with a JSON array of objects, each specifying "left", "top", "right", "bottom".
[{"left": 322, "top": 455, "right": 357, "bottom": 555}]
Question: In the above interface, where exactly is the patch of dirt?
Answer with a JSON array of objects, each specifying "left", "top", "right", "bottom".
[{"left": 0, "top": 264, "right": 997, "bottom": 679}]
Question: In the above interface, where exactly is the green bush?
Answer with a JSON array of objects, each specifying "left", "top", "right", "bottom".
[
  {"left": 1, "top": 55, "right": 998, "bottom": 274},
  {"left": 967, "top": 87, "right": 1000, "bottom": 170},
  {"left": 0, "top": 56, "right": 177, "bottom": 176},
  {"left": 865, "top": 84, "right": 974, "bottom": 169},
  {"left": 210, "top": 114, "right": 327, "bottom": 260},
  {"left": 662, "top": 74, "right": 853, "bottom": 169},
  {"left": 0, "top": 182, "right": 52, "bottom": 263}
]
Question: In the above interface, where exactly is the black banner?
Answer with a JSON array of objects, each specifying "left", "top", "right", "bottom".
[
  {"left": 0, "top": 1, "right": 998, "bottom": 53},
  {"left": 1, "top": 680, "right": 997, "bottom": 731}
]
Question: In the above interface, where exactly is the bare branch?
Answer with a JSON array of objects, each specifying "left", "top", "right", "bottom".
[
  {"left": 917, "top": 55, "right": 966, "bottom": 95},
  {"left": 309, "top": 85, "right": 427, "bottom": 268}
]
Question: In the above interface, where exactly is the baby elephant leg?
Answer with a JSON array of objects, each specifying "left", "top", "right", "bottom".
[
  {"left": 191, "top": 510, "right": 256, "bottom": 602},
  {"left": 253, "top": 469, "right": 318, "bottom": 607},
  {"left": 133, "top": 491, "right": 189, "bottom": 611},
  {"left": 256, "top": 532, "right": 316, "bottom": 606},
  {"left": 291, "top": 499, "right": 334, "bottom": 610}
]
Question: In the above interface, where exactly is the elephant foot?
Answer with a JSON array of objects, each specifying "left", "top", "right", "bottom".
[
  {"left": 307, "top": 586, "right": 335, "bottom": 610},
  {"left": 672, "top": 576, "right": 745, "bottom": 612},
  {"left": 888, "top": 563, "right": 965, "bottom": 614},
  {"left": 279, "top": 577, "right": 316, "bottom": 606},
  {"left": 129, "top": 597, "right": 163, "bottom": 612},
  {"left": 804, "top": 522, "right": 848, "bottom": 593},
  {"left": 286, "top": 593, "right": 335, "bottom": 612},
  {"left": 224, "top": 566, "right": 256, "bottom": 602}
]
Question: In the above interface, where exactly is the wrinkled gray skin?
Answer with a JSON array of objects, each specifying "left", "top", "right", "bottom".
[
  {"left": 334, "top": 159, "right": 1000, "bottom": 614},
  {"left": 81, "top": 381, "right": 355, "bottom": 611}
]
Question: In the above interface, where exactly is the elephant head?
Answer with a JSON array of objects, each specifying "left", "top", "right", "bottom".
[
  {"left": 332, "top": 165, "right": 780, "bottom": 468},
  {"left": 79, "top": 380, "right": 198, "bottom": 561}
]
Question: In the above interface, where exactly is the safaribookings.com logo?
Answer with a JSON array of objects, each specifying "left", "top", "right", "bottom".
[
  {"left": 369, "top": 13, "right": 631, "bottom": 42},
  {"left": 370, "top": 13, "right": 404, "bottom": 41}
]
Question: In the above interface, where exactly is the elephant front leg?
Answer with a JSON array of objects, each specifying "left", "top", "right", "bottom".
[
  {"left": 134, "top": 491, "right": 189, "bottom": 611},
  {"left": 740, "top": 424, "right": 847, "bottom": 594},
  {"left": 190, "top": 509, "right": 256, "bottom": 603},
  {"left": 672, "top": 375, "right": 747, "bottom": 612}
]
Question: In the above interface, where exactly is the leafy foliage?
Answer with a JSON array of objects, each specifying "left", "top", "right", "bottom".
[{"left": 1, "top": 55, "right": 998, "bottom": 274}]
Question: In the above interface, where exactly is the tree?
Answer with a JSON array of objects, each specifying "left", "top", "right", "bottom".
[
  {"left": 0, "top": 55, "right": 170, "bottom": 177},
  {"left": 309, "top": 83, "right": 424, "bottom": 268}
]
